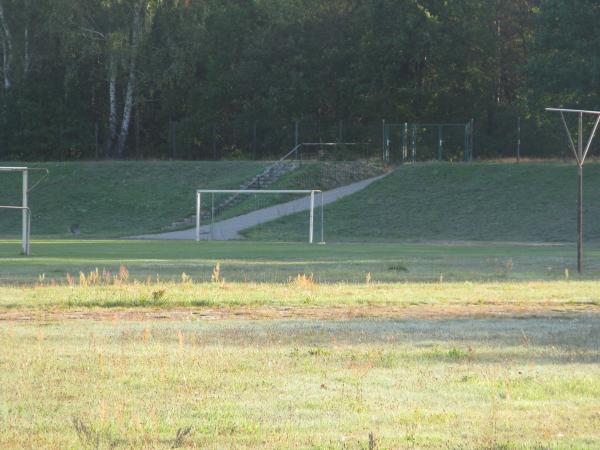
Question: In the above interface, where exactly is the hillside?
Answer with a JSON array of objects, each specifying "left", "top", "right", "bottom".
[
  {"left": 0, "top": 161, "right": 268, "bottom": 237},
  {"left": 0, "top": 160, "right": 384, "bottom": 238},
  {"left": 245, "top": 162, "right": 600, "bottom": 243}
]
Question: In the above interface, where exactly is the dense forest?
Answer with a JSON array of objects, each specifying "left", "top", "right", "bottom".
[{"left": 0, "top": 0, "right": 597, "bottom": 161}]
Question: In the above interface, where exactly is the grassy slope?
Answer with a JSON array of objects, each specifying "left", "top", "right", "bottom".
[
  {"left": 0, "top": 160, "right": 384, "bottom": 238},
  {"left": 210, "top": 159, "right": 385, "bottom": 221},
  {"left": 246, "top": 162, "right": 600, "bottom": 243},
  {"left": 0, "top": 161, "right": 268, "bottom": 237}
]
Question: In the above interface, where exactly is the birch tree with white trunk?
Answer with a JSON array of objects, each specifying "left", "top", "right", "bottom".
[
  {"left": 114, "top": 0, "right": 144, "bottom": 158},
  {"left": 0, "top": 0, "right": 13, "bottom": 91},
  {"left": 79, "top": 0, "right": 156, "bottom": 158}
]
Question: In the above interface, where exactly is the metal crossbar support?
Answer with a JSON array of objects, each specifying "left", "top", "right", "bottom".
[
  {"left": 196, "top": 189, "right": 324, "bottom": 244},
  {"left": 546, "top": 107, "right": 600, "bottom": 273}
]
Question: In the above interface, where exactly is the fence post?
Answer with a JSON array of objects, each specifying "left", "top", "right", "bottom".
[
  {"left": 517, "top": 116, "right": 521, "bottom": 163},
  {"left": 295, "top": 120, "right": 299, "bottom": 148},
  {"left": 95, "top": 122, "right": 100, "bottom": 160},
  {"left": 170, "top": 120, "right": 177, "bottom": 159},
  {"left": 135, "top": 106, "right": 141, "bottom": 160},
  {"left": 382, "top": 119, "right": 386, "bottom": 163},
  {"left": 252, "top": 121, "right": 257, "bottom": 160},
  {"left": 464, "top": 123, "right": 469, "bottom": 162},
  {"left": 411, "top": 124, "right": 417, "bottom": 163},
  {"left": 438, "top": 126, "right": 443, "bottom": 161},
  {"left": 212, "top": 125, "right": 217, "bottom": 160},
  {"left": 403, "top": 123, "right": 408, "bottom": 163},
  {"left": 470, "top": 118, "right": 474, "bottom": 161}
]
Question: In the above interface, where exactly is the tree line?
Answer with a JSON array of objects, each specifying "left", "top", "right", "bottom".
[{"left": 0, "top": 0, "right": 597, "bottom": 161}]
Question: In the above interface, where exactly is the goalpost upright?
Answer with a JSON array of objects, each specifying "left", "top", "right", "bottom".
[{"left": 195, "top": 189, "right": 324, "bottom": 244}]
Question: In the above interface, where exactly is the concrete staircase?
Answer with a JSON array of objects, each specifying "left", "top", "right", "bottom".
[{"left": 166, "top": 160, "right": 299, "bottom": 230}]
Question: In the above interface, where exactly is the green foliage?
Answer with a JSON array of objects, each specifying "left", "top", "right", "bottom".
[{"left": 0, "top": 1, "right": 596, "bottom": 160}]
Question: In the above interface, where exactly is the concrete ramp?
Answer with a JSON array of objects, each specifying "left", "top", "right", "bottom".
[{"left": 132, "top": 173, "right": 388, "bottom": 241}]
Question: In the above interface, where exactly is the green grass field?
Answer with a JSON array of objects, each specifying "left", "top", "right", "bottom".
[
  {"left": 1, "top": 239, "right": 599, "bottom": 284},
  {"left": 3, "top": 162, "right": 600, "bottom": 448},
  {"left": 3, "top": 317, "right": 599, "bottom": 448},
  {"left": 1, "top": 239, "right": 600, "bottom": 448}
]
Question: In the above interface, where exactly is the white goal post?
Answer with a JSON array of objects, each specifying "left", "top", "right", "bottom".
[
  {"left": 196, "top": 189, "right": 324, "bottom": 243},
  {"left": 0, "top": 167, "right": 31, "bottom": 255}
]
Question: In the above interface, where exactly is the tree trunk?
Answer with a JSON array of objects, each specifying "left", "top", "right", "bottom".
[
  {"left": 105, "top": 55, "right": 118, "bottom": 156},
  {"left": 23, "top": 26, "right": 30, "bottom": 77},
  {"left": 115, "top": 0, "right": 143, "bottom": 159},
  {"left": 0, "top": 0, "right": 13, "bottom": 91},
  {"left": 23, "top": 0, "right": 30, "bottom": 78}
]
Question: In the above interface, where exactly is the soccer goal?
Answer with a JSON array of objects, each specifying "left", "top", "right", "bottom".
[
  {"left": 0, "top": 167, "right": 32, "bottom": 255},
  {"left": 196, "top": 189, "right": 324, "bottom": 243}
]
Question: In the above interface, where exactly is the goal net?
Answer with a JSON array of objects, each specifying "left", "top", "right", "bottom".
[{"left": 195, "top": 189, "right": 324, "bottom": 243}]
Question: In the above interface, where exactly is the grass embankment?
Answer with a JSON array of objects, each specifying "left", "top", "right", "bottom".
[
  {"left": 2, "top": 317, "right": 600, "bottom": 448},
  {"left": 246, "top": 162, "right": 600, "bottom": 242},
  {"left": 1, "top": 240, "right": 600, "bottom": 284},
  {"left": 0, "top": 160, "right": 385, "bottom": 238},
  {"left": 0, "top": 161, "right": 269, "bottom": 237}
]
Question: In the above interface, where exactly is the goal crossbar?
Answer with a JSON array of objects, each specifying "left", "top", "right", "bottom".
[
  {"left": 197, "top": 189, "right": 320, "bottom": 194},
  {"left": 196, "top": 189, "right": 324, "bottom": 243}
]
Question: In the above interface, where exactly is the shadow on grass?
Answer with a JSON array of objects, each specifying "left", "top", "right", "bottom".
[{"left": 114, "top": 317, "right": 600, "bottom": 365}]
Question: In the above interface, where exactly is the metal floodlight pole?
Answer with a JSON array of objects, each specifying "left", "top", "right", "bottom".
[{"left": 547, "top": 107, "right": 600, "bottom": 273}]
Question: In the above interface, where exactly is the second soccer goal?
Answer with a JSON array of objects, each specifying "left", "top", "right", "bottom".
[{"left": 195, "top": 189, "right": 324, "bottom": 243}]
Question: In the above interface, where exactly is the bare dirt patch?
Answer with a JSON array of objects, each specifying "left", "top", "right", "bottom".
[{"left": 2, "top": 302, "right": 599, "bottom": 322}]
